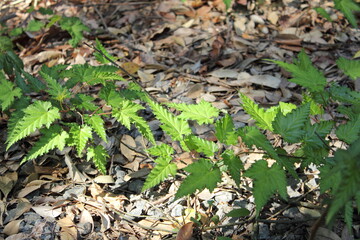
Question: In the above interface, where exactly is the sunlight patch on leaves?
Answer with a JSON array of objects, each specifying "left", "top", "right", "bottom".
[
  {"left": 176, "top": 159, "right": 221, "bottom": 199},
  {"left": 6, "top": 101, "right": 60, "bottom": 150},
  {"left": 167, "top": 100, "right": 220, "bottom": 125},
  {"left": 68, "top": 124, "right": 92, "bottom": 156},
  {"left": 245, "top": 160, "right": 287, "bottom": 216}
]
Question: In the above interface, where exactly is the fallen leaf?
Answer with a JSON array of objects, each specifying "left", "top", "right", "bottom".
[
  {"left": 0, "top": 171, "right": 17, "bottom": 199},
  {"left": 176, "top": 222, "right": 194, "bottom": 240},
  {"left": 120, "top": 135, "right": 137, "bottom": 162},
  {"left": 17, "top": 180, "right": 51, "bottom": 198},
  {"left": 32, "top": 205, "right": 62, "bottom": 218},
  {"left": 57, "top": 217, "right": 77, "bottom": 240},
  {"left": 93, "top": 175, "right": 115, "bottom": 184},
  {"left": 64, "top": 154, "right": 87, "bottom": 183},
  {"left": 3, "top": 220, "right": 22, "bottom": 235},
  {"left": 313, "top": 227, "right": 342, "bottom": 240}
]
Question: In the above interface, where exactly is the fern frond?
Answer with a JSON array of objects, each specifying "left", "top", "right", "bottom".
[
  {"left": 59, "top": 16, "right": 90, "bottom": 47},
  {"left": 39, "top": 70, "right": 70, "bottom": 102},
  {"left": 6, "top": 101, "right": 60, "bottom": 150},
  {"left": 245, "top": 160, "right": 287, "bottom": 216},
  {"left": 23, "top": 125, "right": 69, "bottom": 163},
  {"left": 0, "top": 70, "right": 22, "bottom": 110},
  {"left": 302, "top": 120, "right": 333, "bottom": 148},
  {"left": 167, "top": 100, "right": 220, "bottom": 124},
  {"left": 84, "top": 114, "right": 107, "bottom": 142},
  {"left": 94, "top": 38, "right": 118, "bottom": 64},
  {"left": 87, "top": 145, "right": 108, "bottom": 174},
  {"left": 336, "top": 57, "right": 360, "bottom": 80},
  {"left": 131, "top": 114, "right": 156, "bottom": 144},
  {"left": 269, "top": 49, "right": 326, "bottom": 92},
  {"left": 273, "top": 103, "right": 310, "bottom": 143},
  {"left": 221, "top": 149, "right": 243, "bottom": 186},
  {"left": 215, "top": 114, "right": 238, "bottom": 145},
  {"left": 240, "top": 93, "right": 277, "bottom": 131},
  {"left": 184, "top": 135, "right": 218, "bottom": 157},
  {"left": 334, "top": 0, "right": 360, "bottom": 28},
  {"left": 336, "top": 115, "right": 360, "bottom": 144},
  {"left": 149, "top": 101, "right": 192, "bottom": 141},
  {"left": 329, "top": 84, "right": 360, "bottom": 104},
  {"left": 142, "top": 157, "right": 177, "bottom": 192},
  {"left": 147, "top": 144, "right": 174, "bottom": 157},
  {"left": 68, "top": 124, "right": 92, "bottom": 156},
  {"left": 71, "top": 94, "right": 98, "bottom": 111},
  {"left": 175, "top": 159, "right": 221, "bottom": 199}
]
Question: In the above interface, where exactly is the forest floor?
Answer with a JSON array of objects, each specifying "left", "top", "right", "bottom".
[{"left": 0, "top": 0, "right": 360, "bottom": 239}]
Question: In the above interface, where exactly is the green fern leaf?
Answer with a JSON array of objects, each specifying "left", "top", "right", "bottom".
[
  {"left": 184, "top": 135, "right": 219, "bottom": 157},
  {"left": 22, "top": 70, "right": 46, "bottom": 91},
  {"left": 273, "top": 103, "right": 310, "bottom": 143},
  {"left": 70, "top": 94, "right": 98, "bottom": 111},
  {"left": 329, "top": 84, "right": 360, "bottom": 104},
  {"left": 87, "top": 145, "right": 108, "bottom": 174},
  {"left": 303, "top": 94, "right": 324, "bottom": 115},
  {"left": 6, "top": 101, "right": 60, "bottom": 150},
  {"left": 344, "top": 201, "right": 353, "bottom": 231},
  {"left": 84, "top": 115, "right": 107, "bottom": 142},
  {"left": 175, "top": 159, "right": 221, "bottom": 199},
  {"left": 147, "top": 144, "right": 174, "bottom": 157},
  {"left": 303, "top": 120, "right": 334, "bottom": 147},
  {"left": 245, "top": 160, "right": 287, "bottom": 216},
  {"left": 142, "top": 156, "right": 177, "bottom": 191},
  {"left": 23, "top": 125, "right": 69, "bottom": 163},
  {"left": 39, "top": 70, "right": 70, "bottom": 102},
  {"left": 314, "top": 7, "right": 332, "bottom": 21},
  {"left": 149, "top": 101, "right": 192, "bottom": 141},
  {"left": 334, "top": 0, "right": 360, "bottom": 28},
  {"left": 336, "top": 115, "right": 360, "bottom": 144},
  {"left": 0, "top": 71, "right": 22, "bottom": 110},
  {"left": 222, "top": 149, "right": 243, "bottom": 186},
  {"left": 59, "top": 17, "right": 90, "bottom": 47},
  {"left": 336, "top": 57, "right": 360, "bottom": 80},
  {"left": 131, "top": 114, "right": 156, "bottom": 144},
  {"left": 68, "top": 124, "right": 92, "bottom": 156},
  {"left": 167, "top": 100, "right": 220, "bottom": 124},
  {"left": 240, "top": 93, "right": 277, "bottom": 131},
  {"left": 94, "top": 38, "right": 118, "bottom": 64},
  {"left": 269, "top": 49, "right": 326, "bottom": 92},
  {"left": 215, "top": 114, "right": 238, "bottom": 145},
  {"left": 99, "top": 85, "right": 123, "bottom": 106}
]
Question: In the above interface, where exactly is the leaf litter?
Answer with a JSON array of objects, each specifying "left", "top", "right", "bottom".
[{"left": 0, "top": 0, "right": 359, "bottom": 239}]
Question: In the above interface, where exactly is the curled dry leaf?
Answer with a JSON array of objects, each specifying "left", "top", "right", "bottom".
[
  {"left": 176, "top": 222, "right": 195, "bottom": 240},
  {"left": 3, "top": 219, "right": 22, "bottom": 235}
]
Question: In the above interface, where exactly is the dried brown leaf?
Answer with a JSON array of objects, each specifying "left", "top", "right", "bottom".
[{"left": 176, "top": 222, "right": 194, "bottom": 240}]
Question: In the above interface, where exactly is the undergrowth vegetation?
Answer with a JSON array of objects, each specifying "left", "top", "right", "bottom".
[{"left": 0, "top": 1, "right": 360, "bottom": 235}]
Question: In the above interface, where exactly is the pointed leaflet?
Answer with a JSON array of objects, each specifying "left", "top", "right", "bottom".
[
  {"left": 273, "top": 103, "right": 310, "bottom": 143},
  {"left": 336, "top": 114, "right": 360, "bottom": 144},
  {"left": 0, "top": 70, "right": 22, "bottom": 110},
  {"left": 94, "top": 38, "right": 118, "bottom": 64},
  {"left": 147, "top": 144, "right": 174, "bottom": 157},
  {"left": 329, "top": 84, "right": 360, "bottom": 105},
  {"left": 222, "top": 149, "right": 243, "bottom": 186},
  {"left": 59, "top": 17, "right": 90, "bottom": 47},
  {"left": 302, "top": 120, "right": 334, "bottom": 148},
  {"left": 39, "top": 70, "right": 70, "bottom": 103},
  {"left": 215, "top": 114, "right": 238, "bottom": 145},
  {"left": 6, "top": 101, "right": 60, "bottom": 150},
  {"left": 87, "top": 145, "right": 109, "bottom": 174},
  {"left": 84, "top": 115, "right": 107, "bottom": 142},
  {"left": 167, "top": 100, "right": 220, "bottom": 124},
  {"left": 142, "top": 156, "right": 177, "bottom": 191},
  {"left": 175, "top": 159, "right": 221, "bottom": 199},
  {"left": 245, "top": 160, "right": 287, "bottom": 216},
  {"left": 112, "top": 100, "right": 155, "bottom": 144},
  {"left": 68, "top": 125, "right": 92, "bottom": 156},
  {"left": 336, "top": 57, "right": 360, "bottom": 80},
  {"left": 269, "top": 49, "right": 326, "bottom": 92},
  {"left": 149, "top": 101, "right": 192, "bottom": 141},
  {"left": 70, "top": 94, "right": 98, "bottom": 111},
  {"left": 239, "top": 93, "right": 277, "bottom": 131},
  {"left": 334, "top": 0, "right": 360, "bottom": 28},
  {"left": 184, "top": 135, "right": 219, "bottom": 157},
  {"left": 23, "top": 125, "right": 69, "bottom": 163}
]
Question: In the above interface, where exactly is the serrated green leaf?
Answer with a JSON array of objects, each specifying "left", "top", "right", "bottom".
[
  {"left": 142, "top": 157, "right": 177, "bottom": 191},
  {"left": 23, "top": 125, "right": 69, "bottom": 163},
  {"left": 70, "top": 94, "right": 98, "bottom": 111},
  {"left": 176, "top": 159, "right": 221, "bottom": 199},
  {"left": 9, "top": 27, "right": 23, "bottom": 37},
  {"left": 344, "top": 201, "right": 353, "bottom": 231},
  {"left": 167, "top": 100, "right": 220, "bottom": 125},
  {"left": 131, "top": 114, "right": 156, "bottom": 144},
  {"left": 222, "top": 149, "right": 243, "bottom": 186},
  {"left": 303, "top": 94, "right": 324, "bottom": 115},
  {"left": 26, "top": 20, "right": 45, "bottom": 32},
  {"left": 68, "top": 124, "right": 92, "bottom": 156},
  {"left": 87, "top": 145, "right": 108, "bottom": 174},
  {"left": 273, "top": 103, "right": 310, "bottom": 143},
  {"left": 336, "top": 115, "right": 360, "bottom": 144},
  {"left": 184, "top": 135, "right": 219, "bottom": 157},
  {"left": 240, "top": 93, "right": 277, "bottom": 131},
  {"left": 85, "top": 115, "right": 107, "bottom": 142},
  {"left": 215, "top": 114, "right": 238, "bottom": 145},
  {"left": 334, "top": 0, "right": 360, "bottom": 28},
  {"left": 59, "top": 17, "right": 90, "bottom": 47},
  {"left": 269, "top": 49, "right": 326, "bottom": 92},
  {"left": 39, "top": 7, "right": 53, "bottom": 15},
  {"left": 147, "top": 144, "right": 174, "bottom": 157},
  {"left": 336, "top": 57, "right": 360, "bottom": 80},
  {"left": 149, "top": 101, "right": 192, "bottom": 141},
  {"left": 0, "top": 36, "right": 13, "bottom": 52},
  {"left": 223, "top": 0, "right": 232, "bottom": 10},
  {"left": 39, "top": 70, "right": 70, "bottom": 102},
  {"left": 302, "top": 120, "right": 333, "bottom": 147},
  {"left": 314, "top": 7, "right": 332, "bottom": 21},
  {"left": 226, "top": 208, "right": 250, "bottom": 218},
  {"left": 6, "top": 101, "right": 60, "bottom": 150},
  {"left": 245, "top": 160, "right": 287, "bottom": 216},
  {"left": 22, "top": 70, "right": 46, "bottom": 91},
  {"left": 45, "top": 15, "right": 61, "bottom": 28},
  {"left": 0, "top": 71, "right": 22, "bottom": 110},
  {"left": 329, "top": 84, "right": 360, "bottom": 104},
  {"left": 94, "top": 38, "right": 118, "bottom": 64}
]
